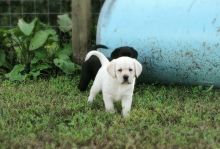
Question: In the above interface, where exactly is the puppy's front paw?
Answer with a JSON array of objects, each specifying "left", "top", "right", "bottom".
[
  {"left": 106, "top": 108, "right": 115, "bottom": 113},
  {"left": 88, "top": 96, "right": 93, "bottom": 103},
  {"left": 122, "top": 111, "right": 130, "bottom": 118}
]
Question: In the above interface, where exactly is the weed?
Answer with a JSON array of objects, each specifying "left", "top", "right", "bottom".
[{"left": 0, "top": 76, "right": 220, "bottom": 148}]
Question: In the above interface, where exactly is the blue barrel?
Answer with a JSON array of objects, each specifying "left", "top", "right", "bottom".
[{"left": 96, "top": 0, "right": 220, "bottom": 87}]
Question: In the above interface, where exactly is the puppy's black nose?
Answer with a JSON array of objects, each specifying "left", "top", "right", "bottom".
[{"left": 123, "top": 75, "right": 129, "bottom": 81}]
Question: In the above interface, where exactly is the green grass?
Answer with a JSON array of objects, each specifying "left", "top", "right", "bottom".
[{"left": 0, "top": 75, "right": 220, "bottom": 148}]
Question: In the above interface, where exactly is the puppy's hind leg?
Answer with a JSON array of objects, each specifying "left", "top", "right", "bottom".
[
  {"left": 88, "top": 80, "right": 101, "bottom": 103},
  {"left": 78, "top": 70, "right": 91, "bottom": 91}
]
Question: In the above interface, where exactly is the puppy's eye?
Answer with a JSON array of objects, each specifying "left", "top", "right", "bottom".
[
  {"left": 129, "top": 68, "right": 133, "bottom": 72},
  {"left": 118, "top": 69, "right": 122, "bottom": 72}
]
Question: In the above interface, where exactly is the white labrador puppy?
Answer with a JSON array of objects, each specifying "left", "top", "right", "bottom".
[{"left": 85, "top": 51, "right": 142, "bottom": 117}]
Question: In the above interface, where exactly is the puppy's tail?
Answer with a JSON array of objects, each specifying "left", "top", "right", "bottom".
[
  {"left": 91, "top": 44, "right": 108, "bottom": 50},
  {"left": 85, "top": 51, "right": 109, "bottom": 65}
]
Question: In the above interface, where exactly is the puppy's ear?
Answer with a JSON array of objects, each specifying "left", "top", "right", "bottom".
[
  {"left": 133, "top": 59, "right": 142, "bottom": 78},
  {"left": 130, "top": 48, "right": 138, "bottom": 59},
  {"left": 107, "top": 61, "right": 116, "bottom": 78}
]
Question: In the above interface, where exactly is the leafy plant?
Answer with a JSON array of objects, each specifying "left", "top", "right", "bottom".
[
  {"left": 57, "top": 14, "right": 72, "bottom": 46},
  {"left": 1, "top": 17, "right": 76, "bottom": 81},
  {"left": 0, "top": 29, "right": 16, "bottom": 75},
  {"left": 0, "top": 47, "right": 7, "bottom": 68},
  {"left": 54, "top": 44, "right": 77, "bottom": 74},
  {"left": 3, "top": 19, "right": 55, "bottom": 80},
  {"left": 5, "top": 64, "right": 26, "bottom": 81},
  {"left": 57, "top": 14, "right": 72, "bottom": 34},
  {"left": 0, "top": 30, "right": 7, "bottom": 68}
]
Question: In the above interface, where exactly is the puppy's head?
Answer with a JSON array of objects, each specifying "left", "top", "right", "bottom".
[
  {"left": 111, "top": 46, "right": 138, "bottom": 59},
  {"left": 107, "top": 57, "right": 142, "bottom": 84}
]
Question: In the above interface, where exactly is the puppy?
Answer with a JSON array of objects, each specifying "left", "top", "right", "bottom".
[
  {"left": 78, "top": 45, "right": 108, "bottom": 91},
  {"left": 111, "top": 46, "right": 138, "bottom": 59},
  {"left": 78, "top": 46, "right": 138, "bottom": 91},
  {"left": 85, "top": 51, "right": 142, "bottom": 117}
]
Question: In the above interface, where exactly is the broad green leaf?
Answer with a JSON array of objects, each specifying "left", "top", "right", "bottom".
[
  {"left": 57, "top": 44, "right": 72, "bottom": 57},
  {"left": 58, "top": 55, "right": 69, "bottom": 61},
  {"left": 54, "top": 58, "right": 76, "bottom": 74},
  {"left": 31, "top": 63, "right": 51, "bottom": 72},
  {"left": 48, "top": 34, "right": 59, "bottom": 42},
  {"left": 29, "top": 30, "right": 51, "bottom": 51},
  {"left": 5, "top": 64, "right": 26, "bottom": 81},
  {"left": 0, "top": 50, "right": 6, "bottom": 67},
  {"left": 45, "top": 29, "right": 58, "bottom": 43},
  {"left": 31, "top": 50, "right": 48, "bottom": 64},
  {"left": 18, "top": 18, "right": 37, "bottom": 36},
  {"left": 29, "top": 71, "right": 40, "bottom": 79},
  {"left": 57, "top": 14, "right": 72, "bottom": 32},
  {"left": 45, "top": 42, "right": 59, "bottom": 56},
  {"left": 45, "top": 29, "right": 57, "bottom": 35},
  {"left": 30, "top": 63, "right": 51, "bottom": 79}
]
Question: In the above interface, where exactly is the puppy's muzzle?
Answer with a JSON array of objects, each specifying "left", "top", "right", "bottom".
[
  {"left": 122, "top": 75, "right": 130, "bottom": 84},
  {"left": 123, "top": 75, "right": 129, "bottom": 81}
]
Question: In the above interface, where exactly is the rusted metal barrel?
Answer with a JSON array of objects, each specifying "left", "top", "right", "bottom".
[{"left": 96, "top": 0, "right": 220, "bottom": 87}]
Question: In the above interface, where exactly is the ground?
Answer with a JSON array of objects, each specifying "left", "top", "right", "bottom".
[{"left": 0, "top": 75, "right": 220, "bottom": 148}]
